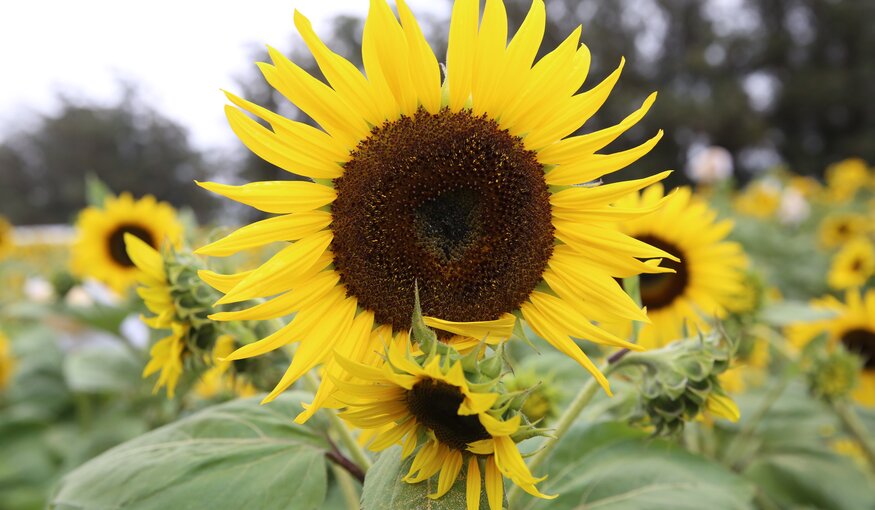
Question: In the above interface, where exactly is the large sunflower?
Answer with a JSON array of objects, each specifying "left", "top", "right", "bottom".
[
  {"left": 199, "top": 0, "right": 667, "bottom": 421},
  {"left": 788, "top": 289, "right": 875, "bottom": 407},
  {"left": 606, "top": 184, "right": 748, "bottom": 347},
  {"left": 72, "top": 193, "right": 182, "bottom": 293},
  {"left": 336, "top": 341, "right": 551, "bottom": 509}
]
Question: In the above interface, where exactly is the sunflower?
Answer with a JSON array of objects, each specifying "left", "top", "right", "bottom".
[
  {"left": 71, "top": 193, "right": 182, "bottom": 293},
  {"left": 0, "top": 216, "right": 13, "bottom": 260},
  {"left": 336, "top": 343, "right": 552, "bottom": 509},
  {"left": 126, "top": 233, "right": 188, "bottom": 397},
  {"left": 195, "top": 335, "right": 258, "bottom": 399},
  {"left": 733, "top": 179, "right": 781, "bottom": 218},
  {"left": 825, "top": 158, "right": 871, "bottom": 202},
  {"left": 818, "top": 212, "right": 870, "bottom": 249},
  {"left": 606, "top": 184, "right": 748, "bottom": 347},
  {"left": 198, "top": 0, "right": 667, "bottom": 421},
  {"left": 827, "top": 238, "right": 875, "bottom": 290},
  {"left": 787, "top": 289, "right": 875, "bottom": 407},
  {"left": 0, "top": 331, "right": 14, "bottom": 391}
]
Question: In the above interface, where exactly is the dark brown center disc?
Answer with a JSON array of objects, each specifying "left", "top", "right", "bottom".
[{"left": 331, "top": 108, "right": 553, "bottom": 332}]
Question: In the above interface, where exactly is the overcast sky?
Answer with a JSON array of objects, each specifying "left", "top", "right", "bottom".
[{"left": 0, "top": 0, "right": 448, "bottom": 149}]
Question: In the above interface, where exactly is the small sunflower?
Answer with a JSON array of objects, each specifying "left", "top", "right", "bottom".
[
  {"left": 787, "top": 289, "right": 875, "bottom": 407},
  {"left": 827, "top": 238, "right": 875, "bottom": 290},
  {"left": 607, "top": 184, "right": 748, "bottom": 347},
  {"left": 336, "top": 344, "right": 552, "bottom": 509},
  {"left": 818, "top": 212, "right": 870, "bottom": 249},
  {"left": 0, "top": 216, "right": 13, "bottom": 260},
  {"left": 199, "top": 0, "right": 666, "bottom": 421},
  {"left": 195, "top": 335, "right": 258, "bottom": 399},
  {"left": 0, "top": 331, "right": 14, "bottom": 391},
  {"left": 72, "top": 193, "right": 182, "bottom": 293},
  {"left": 126, "top": 234, "right": 188, "bottom": 397},
  {"left": 733, "top": 179, "right": 781, "bottom": 218},
  {"left": 825, "top": 158, "right": 871, "bottom": 202}
]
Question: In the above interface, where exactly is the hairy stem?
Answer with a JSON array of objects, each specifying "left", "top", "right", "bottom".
[{"left": 832, "top": 399, "right": 875, "bottom": 472}]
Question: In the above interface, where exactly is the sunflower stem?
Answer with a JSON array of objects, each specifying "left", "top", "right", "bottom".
[
  {"left": 722, "top": 372, "right": 792, "bottom": 470},
  {"left": 507, "top": 361, "right": 617, "bottom": 508},
  {"left": 622, "top": 275, "right": 643, "bottom": 344},
  {"left": 302, "top": 370, "right": 373, "bottom": 474},
  {"left": 832, "top": 399, "right": 875, "bottom": 472},
  {"left": 328, "top": 463, "right": 362, "bottom": 510}
]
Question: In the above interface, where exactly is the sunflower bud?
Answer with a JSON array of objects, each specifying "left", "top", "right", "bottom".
[
  {"left": 806, "top": 347, "right": 861, "bottom": 402},
  {"left": 621, "top": 334, "right": 740, "bottom": 436}
]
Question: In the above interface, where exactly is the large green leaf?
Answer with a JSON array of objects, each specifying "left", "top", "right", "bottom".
[
  {"left": 744, "top": 446, "right": 875, "bottom": 510},
  {"left": 522, "top": 422, "right": 756, "bottom": 510},
  {"left": 362, "top": 446, "right": 490, "bottom": 510},
  {"left": 49, "top": 393, "right": 331, "bottom": 510}
]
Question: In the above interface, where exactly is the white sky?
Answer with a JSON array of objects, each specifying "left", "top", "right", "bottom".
[{"left": 0, "top": 0, "right": 448, "bottom": 150}]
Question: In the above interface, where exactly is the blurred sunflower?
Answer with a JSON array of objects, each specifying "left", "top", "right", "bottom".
[
  {"left": 733, "top": 179, "right": 781, "bottom": 218},
  {"left": 195, "top": 335, "right": 257, "bottom": 399},
  {"left": 126, "top": 234, "right": 187, "bottom": 397},
  {"left": 336, "top": 345, "right": 552, "bottom": 509},
  {"left": 825, "top": 158, "right": 871, "bottom": 202},
  {"left": 788, "top": 289, "right": 875, "bottom": 407},
  {"left": 827, "top": 238, "right": 875, "bottom": 290},
  {"left": 818, "top": 212, "right": 870, "bottom": 249},
  {"left": 71, "top": 193, "right": 182, "bottom": 293},
  {"left": 0, "top": 216, "right": 13, "bottom": 260},
  {"left": 199, "top": 0, "right": 666, "bottom": 420},
  {"left": 606, "top": 184, "right": 748, "bottom": 347},
  {"left": 0, "top": 331, "right": 14, "bottom": 391}
]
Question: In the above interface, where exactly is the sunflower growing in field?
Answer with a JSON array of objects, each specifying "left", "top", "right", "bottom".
[
  {"left": 199, "top": 0, "right": 666, "bottom": 420},
  {"left": 827, "top": 238, "right": 875, "bottom": 290},
  {"left": 818, "top": 212, "right": 870, "bottom": 249},
  {"left": 788, "top": 289, "right": 875, "bottom": 407},
  {"left": 71, "top": 193, "right": 182, "bottom": 293},
  {"left": 606, "top": 184, "right": 748, "bottom": 347}
]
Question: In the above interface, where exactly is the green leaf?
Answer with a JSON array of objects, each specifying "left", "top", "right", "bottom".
[
  {"left": 362, "top": 446, "right": 490, "bottom": 510},
  {"left": 760, "top": 301, "right": 837, "bottom": 327},
  {"left": 744, "top": 446, "right": 875, "bottom": 510},
  {"left": 49, "top": 392, "right": 331, "bottom": 510},
  {"left": 61, "top": 304, "right": 131, "bottom": 336},
  {"left": 523, "top": 422, "right": 755, "bottom": 510},
  {"left": 62, "top": 344, "right": 143, "bottom": 393}
]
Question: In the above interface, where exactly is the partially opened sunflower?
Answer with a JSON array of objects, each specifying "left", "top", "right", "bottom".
[{"left": 198, "top": 0, "right": 668, "bottom": 421}]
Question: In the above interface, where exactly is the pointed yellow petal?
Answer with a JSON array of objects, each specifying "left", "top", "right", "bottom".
[
  {"left": 466, "top": 456, "right": 482, "bottom": 510},
  {"left": 396, "top": 0, "right": 442, "bottom": 113},
  {"left": 196, "top": 212, "right": 331, "bottom": 257},
  {"left": 549, "top": 170, "right": 672, "bottom": 209},
  {"left": 545, "top": 131, "right": 664, "bottom": 185},
  {"left": 471, "top": 0, "right": 508, "bottom": 116},
  {"left": 197, "top": 269, "right": 253, "bottom": 293},
  {"left": 209, "top": 270, "right": 339, "bottom": 322},
  {"left": 216, "top": 230, "right": 332, "bottom": 305},
  {"left": 485, "top": 455, "right": 503, "bottom": 510},
  {"left": 124, "top": 233, "right": 165, "bottom": 281},
  {"left": 422, "top": 313, "right": 516, "bottom": 341},
  {"left": 428, "top": 449, "right": 463, "bottom": 499},
  {"left": 196, "top": 180, "right": 336, "bottom": 214},
  {"left": 364, "top": 0, "right": 418, "bottom": 116},
  {"left": 446, "top": 0, "right": 479, "bottom": 111},
  {"left": 479, "top": 413, "right": 521, "bottom": 437}
]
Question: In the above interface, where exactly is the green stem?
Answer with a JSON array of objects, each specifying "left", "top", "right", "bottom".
[
  {"left": 329, "top": 463, "right": 362, "bottom": 510},
  {"left": 303, "top": 370, "right": 373, "bottom": 473},
  {"left": 507, "top": 363, "right": 616, "bottom": 508},
  {"left": 722, "top": 374, "right": 791, "bottom": 469},
  {"left": 832, "top": 399, "right": 875, "bottom": 472}
]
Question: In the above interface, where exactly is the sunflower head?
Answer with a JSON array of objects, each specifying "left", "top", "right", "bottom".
[
  {"left": 827, "top": 237, "right": 875, "bottom": 290},
  {"left": 787, "top": 289, "right": 875, "bottom": 407},
  {"left": 125, "top": 234, "right": 220, "bottom": 398},
  {"left": 806, "top": 343, "right": 862, "bottom": 403},
  {"left": 72, "top": 192, "right": 182, "bottom": 293},
  {"left": 733, "top": 179, "right": 782, "bottom": 218},
  {"left": 607, "top": 184, "right": 748, "bottom": 348},
  {"left": 337, "top": 329, "right": 552, "bottom": 508},
  {"left": 818, "top": 212, "right": 870, "bottom": 249},
  {"left": 825, "top": 158, "right": 872, "bottom": 202},
  {"left": 624, "top": 334, "right": 739, "bottom": 435}
]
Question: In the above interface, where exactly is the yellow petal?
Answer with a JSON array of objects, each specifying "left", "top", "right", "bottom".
[
  {"left": 471, "top": 0, "right": 508, "bottom": 116},
  {"left": 466, "top": 456, "right": 482, "bottom": 510},
  {"left": 549, "top": 170, "right": 672, "bottom": 210},
  {"left": 545, "top": 131, "right": 664, "bottom": 185},
  {"left": 209, "top": 270, "right": 339, "bottom": 322},
  {"left": 364, "top": 0, "right": 418, "bottom": 116},
  {"left": 195, "top": 180, "right": 336, "bottom": 214},
  {"left": 484, "top": 455, "right": 503, "bottom": 510},
  {"left": 197, "top": 269, "right": 253, "bottom": 294},
  {"left": 124, "top": 233, "right": 165, "bottom": 281},
  {"left": 196, "top": 211, "right": 331, "bottom": 257},
  {"left": 479, "top": 413, "right": 521, "bottom": 437},
  {"left": 428, "top": 449, "right": 463, "bottom": 500},
  {"left": 396, "top": 0, "right": 442, "bottom": 113},
  {"left": 422, "top": 313, "right": 516, "bottom": 341},
  {"left": 446, "top": 0, "right": 478, "bottom": 111},
  {"left": 215, "top": 230, "right": 333, "bottom": 305}
]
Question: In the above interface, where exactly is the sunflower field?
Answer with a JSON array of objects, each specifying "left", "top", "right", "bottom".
[{"left": 1, "top": 1, "right": 874, "bottom": 509}]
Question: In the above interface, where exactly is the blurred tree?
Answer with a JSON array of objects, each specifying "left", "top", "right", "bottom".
[{"left": 0, "top": 85, "right": 215, "bottom": 225}]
